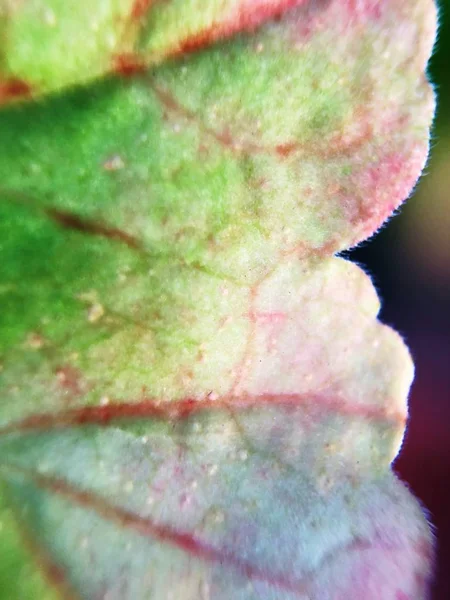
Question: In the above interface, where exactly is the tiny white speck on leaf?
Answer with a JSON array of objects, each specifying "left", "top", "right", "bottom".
[
  {"left": 208, "top": 464, "right": 218, "bottom": 476},
  {"left": 43, "top": 8, "right": 56, "bottom": 26},
  {"left": 87, "top": 303, "right": 104, "bottom": 323},
  {"left": 103, "top": 155, "right": 125, "bottom": 171},
  {"left": 238, "top": 450, "right": 248, "bottom": 462}
]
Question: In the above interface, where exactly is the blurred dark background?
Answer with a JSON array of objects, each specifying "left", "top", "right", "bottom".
[{"left": 346, "top": 2, "right": 450, "bottom": 597}]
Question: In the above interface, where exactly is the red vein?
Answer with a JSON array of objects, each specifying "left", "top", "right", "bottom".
[
  {"left": 0, "top": 395, "right": 406, "bottom": 437},
  {"left": 4, "top": 498, "right": 80, "bottom": 600},
  {"left": 229, "top": 284, "right": 259, "bottom": 395},
  {"left": 151, "top": 82, "right": 375, "bottom": 161},
  {"left": 8, "top": 466, "right": 309, "bottom": 594},
  {"left": 167, "top": 0, "right": 307, "bottom": 56},
  {"left": 131, "top": 0, "right": 154, "bottom": 20},
  {"left": 0, "top": 78, "right": 33, "bottom": 103},
  {"left": 6, "top": 465, "right": 378, "bottom": 595},
  {"left": 151, "top": 83, "right": 299, "bottom": 157},
  {"left": 111, "top": 53, "right": 147, "bottom": 77},
  {"left": 46, "top": 207, "right": 142, "bottom": 250},
  {"left": 126, "top": 0, "right": 307, "bottom": 56}
]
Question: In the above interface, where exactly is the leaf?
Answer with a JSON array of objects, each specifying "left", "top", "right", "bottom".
[
  {"left": 0, "top": 240, "right": 413, "bottom": 459},
  {"left": 0, "top": 0, "right": 305, "bottom": 99},
  {"left": 0, "top": 422, "right": 433, "bottom": 599},
  {"left": 0, "top": 241, "right": 430, "bottom": 596},
  {"left": 0, "top": 0, "right": 437, "bottom": 598},
  {"left": 0, "top": 0, "right": 436, "bottom": 266},
  {"left": 0, "top": 221, "right": 428, "bottom": 597}
]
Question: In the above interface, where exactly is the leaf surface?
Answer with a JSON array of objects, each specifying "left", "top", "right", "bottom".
[
  {"left": 0, "top": 196, "right": 429, "bottom": 598},
  {"left": 0, "top": 0, "right": 436, "bottom": 267},
  {"left": 0, "top": 0, "right": 437, "bottom": 598},
  {"left": 0, "top": 425, "right": 433, "bottom": 599},
  {"left": 0, "top": 0, "right": 305, "bottom": 98}
]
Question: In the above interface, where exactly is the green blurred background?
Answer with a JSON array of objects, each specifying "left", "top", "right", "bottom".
[{"left": 348, "top": 1, "right": 450, "bottom": 597}]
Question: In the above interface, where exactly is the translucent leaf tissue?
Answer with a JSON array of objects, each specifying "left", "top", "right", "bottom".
[{"left": 0, "top": 1, "right": 437, "bottom": 598}]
